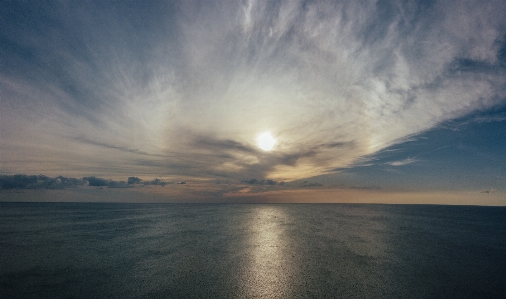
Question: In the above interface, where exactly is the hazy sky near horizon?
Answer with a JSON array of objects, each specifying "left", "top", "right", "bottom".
[{"left": 1, "top": 0, "right": 505, "bottom": 192}]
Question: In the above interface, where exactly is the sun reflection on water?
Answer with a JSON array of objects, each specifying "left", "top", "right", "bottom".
[{"left": 242, "top": 206, "right": 294, "bottom": 298}]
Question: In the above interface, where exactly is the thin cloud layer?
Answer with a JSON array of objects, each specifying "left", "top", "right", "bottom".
[
  {"left": 1, "top": 0, "right": 505, "bottom": 182},
  {"left": 387, "top": 158, "right": 419, "bottom": 167}
]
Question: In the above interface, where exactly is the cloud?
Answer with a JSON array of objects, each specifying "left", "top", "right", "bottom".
[
  {"left": 441, "top": 112, "right": 506, "bottom": 131},
  {"left": 192, "top": 136, "right": 258, "bottom": 154},
  {"left": 386, "top": 158, "right": 419, "bottom": 167},
  {"left": 72, "top": 136, "right": 174, "bottom": 158},
  {"left": 1, "top": 0, "right": 506, "bottom": 181},
  {"left": 321, "top": 141, "right": 356, "bottom": 149}
]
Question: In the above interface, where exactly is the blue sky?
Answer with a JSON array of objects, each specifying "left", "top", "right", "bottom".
[
  {"left": 1, "top": 0, "right": 505, "bottom": 196},
  {"left": 315, "top": 105, "right": 506, "bottom": 191}
]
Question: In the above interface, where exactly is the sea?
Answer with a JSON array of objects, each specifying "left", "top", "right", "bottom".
[{"left": 1, "top": 203, "right": 505, "bottom": 298}]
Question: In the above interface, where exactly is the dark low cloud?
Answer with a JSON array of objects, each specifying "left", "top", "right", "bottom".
[
  {"left": 274, "top": 150, "right": 317, "bottom": 166},
  {"left": 319, "top": 141, "right": 355, "bottom": 149},
  {"left": 192, "top": 136, "right": 258, "bottom": 154},
  {"left": 72, "top": 136, "right": 174, "bottom": 158}
]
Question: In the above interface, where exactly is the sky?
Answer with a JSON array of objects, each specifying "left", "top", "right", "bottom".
[{"left": 1, "top": 0, "right": 506, "bottom": 201}]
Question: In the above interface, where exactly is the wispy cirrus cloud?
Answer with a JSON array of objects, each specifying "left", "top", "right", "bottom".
[
  {"left": 386, "top": 158, "right": 419, "bottom": 167},
  {"left": 1, "top": 0, "right": 505, "bottom": 183}
]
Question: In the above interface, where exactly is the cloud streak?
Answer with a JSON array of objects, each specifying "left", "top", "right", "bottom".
[{"left": 386, "top": 158, "right": 419, "bottom": 167}]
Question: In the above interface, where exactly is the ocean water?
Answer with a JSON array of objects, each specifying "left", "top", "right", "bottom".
[{"left": 1, "top": 203, "right": 505, "bottom": 298}]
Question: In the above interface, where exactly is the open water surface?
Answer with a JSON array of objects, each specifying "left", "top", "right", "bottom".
[{"left": 1, "top": 203, "right": 505, "bottom": 298}]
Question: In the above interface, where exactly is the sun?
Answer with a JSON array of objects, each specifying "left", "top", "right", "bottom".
[{"left": 256, "top": 132, "right": 276, "bottom": 151}]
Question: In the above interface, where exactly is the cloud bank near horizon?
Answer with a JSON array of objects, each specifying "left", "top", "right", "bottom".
[{"left": 1, "top": 0, "right": 506, "bottom": 183}]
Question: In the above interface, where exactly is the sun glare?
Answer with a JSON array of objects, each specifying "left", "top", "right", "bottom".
[{"left": 257, "top": 132, "right": 276, "bottom": 151}]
